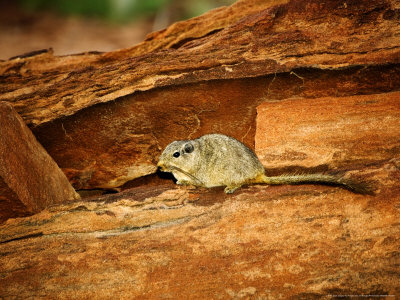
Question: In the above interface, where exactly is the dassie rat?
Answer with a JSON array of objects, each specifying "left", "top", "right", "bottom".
[{"left": 157, "top": 134, "right": 372, "bottom": 194}]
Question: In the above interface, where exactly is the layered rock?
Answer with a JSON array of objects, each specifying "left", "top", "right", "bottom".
[
  {"left": 0, "top": 0, "right": 399, "bottom": 296},
  {"left": 0, "top": 159, "right": 399, "bottom": 298},
  {"left": 0, "top": 0, "right": 399, "bottom": 189},
  {"left": 256, "top": 91, "right": 400, "bottom": 172}
]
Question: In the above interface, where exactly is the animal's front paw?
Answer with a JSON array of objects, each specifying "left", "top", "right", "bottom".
[
  {"left": 176, "top": 180, "right": 191, "bottom": 186},
  {"left": 224, "top": 185, "right": 240, "bottom": 194}
]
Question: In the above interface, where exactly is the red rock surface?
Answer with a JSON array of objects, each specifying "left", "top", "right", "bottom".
[
  {"left": 29, "top": 65, "right": 400, "bottom": 190},
  {"left": 1, "top": 0, "right": 399, "bottom": 125},
  {"left": 0, "top": 102, "right": 80, "bottom": 223},
  {"left": 256, "top": 92, "right": 400, "bottom": 171},
  {"left": 0, "top": 159, "right": 399, "bottom": 298},
  {"left": 0, "top": 0, "right": 399, "bottom": 296},
  {"left": 0, "top": 0, "right": 399, "bottom": 190}
]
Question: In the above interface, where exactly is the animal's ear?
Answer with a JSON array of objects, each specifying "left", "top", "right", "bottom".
[{"left": 183, "top": 142, "right": 194, "bottom": 153}]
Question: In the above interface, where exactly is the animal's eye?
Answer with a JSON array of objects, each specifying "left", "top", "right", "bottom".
[{"left": 173, "top": 152, "right": 180, "bottom": 158}]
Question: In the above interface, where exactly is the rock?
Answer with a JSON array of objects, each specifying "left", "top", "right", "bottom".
[
  {"left": 1, "top": 0, "right": 400, "bottom": 126},
  {"left": 0, "top": 159, "right": 398, "bottom": 298},
  {"left": 0, "top": 0, "right": 399, "bottom": 296},
  {"left": 31, "top": 66, "right": 400, "bottom": 190},
  {"left": 256, "top": 91, "right": 400, "bottom": 172},
  {"left": 0, "top": 0, "right": 400, "bottom": 189},
  {"left": 0, "top": 102, "right": 80, "bottom": 223}
]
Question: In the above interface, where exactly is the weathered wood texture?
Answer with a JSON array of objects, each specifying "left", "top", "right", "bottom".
[
  {"left": 0, "top": 102, "right": 80, "bottom": 223},
  {"left": 0, "top": 0, "right": 400, "bottom": 190}
]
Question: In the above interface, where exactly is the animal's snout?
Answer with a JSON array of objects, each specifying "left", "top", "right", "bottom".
[{"left": 157, "top": 162, "right": 166, "bottom": 172}]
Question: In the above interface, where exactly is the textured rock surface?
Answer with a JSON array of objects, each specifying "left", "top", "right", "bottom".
[
  {"left": 31, "top": 66, "right": 400, "bottom": 190},
  {"left": 0, "top": 0, "right": 399, "bottom": 189},
  {"left": 256, "top": 91, "right": 400, "bottom": 172},
  {"left": 1, "top": 0, "right": 399, "bottom": 126},
  {"left": 0, "top": 102, "right": 80, "bottom": 223},
  {"left": 0, "top": 0, "right": 399, "bottom": 295},
  {"left": 0, "top": 160, "right": 399, "bottom": 298}
]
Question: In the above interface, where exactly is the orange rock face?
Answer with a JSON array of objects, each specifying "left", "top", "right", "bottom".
[
  {"left": 0, "top": 0, "right": 399, "bottom": 297},
  {"left": 32, "top": 66, "right": 400, "bottom": 190},
  {"left": 0, "top": 163, "right": 399, "bottom": 298},
  {"left": 256, "top": 92, "right": 400, "bottom": 171},
  {"left": 0, "top": 0, "right": 400, "bottom": 190},
  {"left": 0, "top": 102, "right": 80, "bottom": 223}
]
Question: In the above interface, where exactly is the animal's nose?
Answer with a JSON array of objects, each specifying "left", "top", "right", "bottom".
[{"left": 157, "top": 162, "right": 165, "bottom": 171}]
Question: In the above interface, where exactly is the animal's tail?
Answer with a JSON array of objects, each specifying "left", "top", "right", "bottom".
[{"left": 258, "top": 173, "right": 375, "bottom": 195}]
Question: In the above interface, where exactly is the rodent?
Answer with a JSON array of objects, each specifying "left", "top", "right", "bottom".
[{"left": 157, "top": 133, "right": 373, "bottom": 194}]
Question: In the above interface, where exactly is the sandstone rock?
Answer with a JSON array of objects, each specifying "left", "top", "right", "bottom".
[
  {"left": 0, "top": 0, "right": 400, "bottom": 189},
  {"left": 31, "top": 66, "right": 400, "bottom": 190},
  {"left": 0, "top": 160, "right": 398, "bottom": 298},
  {"left": 0, "top": 102, "right": 80, "bottom": 223},
  {"left": 0, "top": 0, "right": 399, "bottom": 296},
  {"left": 256, "top": 91, "right": 400, "bottom": 172},
  {"left": 1, "top": 0, "right": 399, "bottom": 127}
]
